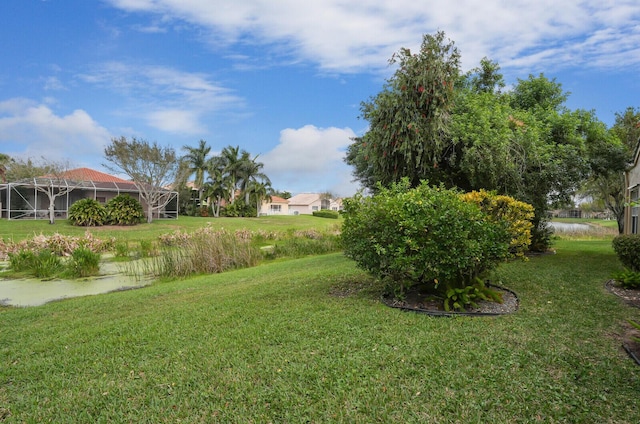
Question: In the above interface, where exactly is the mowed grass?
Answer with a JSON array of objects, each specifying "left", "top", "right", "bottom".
[
  {"left": 0, "top": 215, "right": 341, "bottom": 243},
  {"left": 1, "top": 223, "right": 640, "bottom": 422}
]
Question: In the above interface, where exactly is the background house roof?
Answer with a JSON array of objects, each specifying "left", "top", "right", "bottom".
[
  {"left": 288, "top": 193, "right": 321, "bottom": 205},
  {"left": 269, "top": 195, "right": 289, "bottom": 204}
]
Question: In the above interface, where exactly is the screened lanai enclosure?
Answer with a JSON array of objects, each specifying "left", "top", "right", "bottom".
[{"left": 0, "top": 168, "right": 178, "bottom": 220}]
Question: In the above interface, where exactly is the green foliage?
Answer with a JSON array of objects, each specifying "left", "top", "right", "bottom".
[
  {"left": 104, "top": 136, "right": 179, "bottom": 223},
  {"left": 269, "top": 231, "right": 342, "bottom": 259},
  {"left": 443, "top": 279, "right": 503, "bottom": 312},
  {"left": 612, "top": 268, "right": 640, "bottom": 289},
  {"left": 460, "top": 189, "right": 534, "bottom": 258},
  {"left": 346, "top": 31, "right": 460, "bottom": 188},
  {"left": 8, "top": 250, "right": 36, "bottom": 272},
  {"left": 30, "top": 250, "right": 63, "bottom": 279},
  {"left": 66, "top": 247, "right": 101, "bottom": 278},
  {"left": 106, "top": 194, "right": 145, "bottom": 225},
  {"left": 68, "top": 198, "right": 107, "bottom": 227},
  {"left": 612, "top": 234, "right": 640, "bottom": 272},
  {"left": 221, "top": 201, "right": 255, "bottom": 217},
  {"left": 346, "top": 34, "right": 618, "bottom": 253},
  {"left": 342, "top": 179, "right": 512, "bottom": 308},
  {"left": 113, "top": 241, "right": 130, "bottom": 258},
  {"left": 152, "top": 226, "right": 261, "bottom": 277},
  {"left": 312, "top": 210, "right": 339, "bottom": 219},
  {"left": 137, "top": 239, "right": 157, "bottom": 258}
]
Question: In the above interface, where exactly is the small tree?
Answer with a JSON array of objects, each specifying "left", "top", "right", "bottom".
[{"left": 104, "top": 137, "right": 179, "bottom": 223}]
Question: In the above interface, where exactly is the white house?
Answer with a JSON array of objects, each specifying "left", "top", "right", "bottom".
[{"left": 258, "top": 195, "right": 289, "bottom": 216}]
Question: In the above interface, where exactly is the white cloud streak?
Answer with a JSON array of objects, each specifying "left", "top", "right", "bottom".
[
  {"left": 78, "top": 62, "right": 244, "bottom": 134},
  {"left": 0, "top": 98, "right": 111, "bottom": 165},
  {"left": 105, "top": 0, "right": 640, "bottom": 74}
]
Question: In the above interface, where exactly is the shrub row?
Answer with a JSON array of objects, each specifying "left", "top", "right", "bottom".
[
  {"left": 68, "top": 195, "right": 145, "bottom": 226},
  {"left": 312, "top": 210, "right": 340, "bottom": 219}
]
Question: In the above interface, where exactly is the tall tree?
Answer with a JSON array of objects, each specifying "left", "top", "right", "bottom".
[
  {"left": 182, "top": 139, "right": 211, "bottom": 206},
  {"left": 203, "top": 156, "right": 229, "bottom": 218},
  {"left": 238, "top": 154, "right": 271, "bottom": 205},
  {"left": 248, "top": 180, "right": 273, "bottom": 217},
  {"left": 583, "top": 107, "right": 640, "bottom": 233},
  {"left": 0, "top": 153, "right": 12, "bottom": 183},
  {"left": 346, "top": 31, "right": 461, "bottom": 189},
  {"left": 219, "top": 145, "right": 248, "bottom": 203},
  {"left": 104, "top": 136, "right": 179, "bottom": 223}
]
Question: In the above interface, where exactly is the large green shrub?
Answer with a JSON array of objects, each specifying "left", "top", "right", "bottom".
[
  {"left": 342, "top": 180, "right": 514, "bottom": 309},
  {"left": 612, "top": 234, "right": 640, "bottom": 272},
  {"left": 312, "top": 210, "right": 340, "bottom": 219},
  {"left": 68, "top": 198, "right": 107, "bottom": 226},
  {"left": 106, "top": 194, "right": 145, "bottom": 225}
]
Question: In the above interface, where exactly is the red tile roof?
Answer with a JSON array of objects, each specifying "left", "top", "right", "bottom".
[
  {"left": 60, "top": 167, "right": 131, "bottom": 183},
  {"left": 270, "top": 195, "right": 289, "bottom": 204}
]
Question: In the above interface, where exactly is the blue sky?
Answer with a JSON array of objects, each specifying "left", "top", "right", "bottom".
[{"left": 1, "top": 0, "right": 639, "bottom": 197}]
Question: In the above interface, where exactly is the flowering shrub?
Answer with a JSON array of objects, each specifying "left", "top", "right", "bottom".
[
  {"left": 342, "top": 179, "right": 513, "bottom": 309},
  {"left": 460, "top": 189, "right": 534, "bottom": 258}
]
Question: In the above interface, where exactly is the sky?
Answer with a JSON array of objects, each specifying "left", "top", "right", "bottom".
[{"left": 1, "top": 0, "right": 639, "bottom": 197}]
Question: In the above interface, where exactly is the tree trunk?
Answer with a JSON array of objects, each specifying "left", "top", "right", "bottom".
[
  {"left": 147, "top": 203, "right": 153, "bottom": 223},
  {"left": 48, "top": 201, "right": 55, "bottom": 224}
]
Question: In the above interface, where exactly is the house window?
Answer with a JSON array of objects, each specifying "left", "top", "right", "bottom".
[
  {"left": 270, "top": 204, "right": 281, "bottom": 213},
  {"left": 312, "top": 206, "right": 319, "bottom": 211}
]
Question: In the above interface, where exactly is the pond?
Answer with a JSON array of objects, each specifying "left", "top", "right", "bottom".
[
  {"left": 548, "top": 222, "right": 592, "bottom": 232},
  {"left": 0, "top": 260, "right": 151, "bottom": 307}
]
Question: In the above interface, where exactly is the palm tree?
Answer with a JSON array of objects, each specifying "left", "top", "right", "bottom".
[
  {"left": 239, "top": 154, "right": 271, "bottom": 205},
  {"left": 219, "top": 145, "right": 248, "bottom": 203},
  {"left": 249, "top": 180, "right": 273, "bottom": 217},
  {"left": 203, "top": 156, "right": 229, "bottom": 218},
  {"left": 182, "top": 140, "right": 211, "bottom": 206}
]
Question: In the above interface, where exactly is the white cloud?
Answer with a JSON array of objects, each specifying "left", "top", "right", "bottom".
[
  {"left": 146, "top": 109, "right": 204, "bottom": 134},
  {"left": 78, "top": 62, "right": 244, "bottom": 134},
  {"left": 0, "top": 98, "right": 111, "bottom": 166},
  {"left": 105, "top": 0, "right": 640, "bottom": 74},
  {"left": 261, "top": 125, "right": 359, "bottom": 196}
]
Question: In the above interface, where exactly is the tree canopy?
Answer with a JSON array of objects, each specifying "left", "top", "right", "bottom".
[
  {"left": 103, "top": 136, "right": 179, "bottom": 223},
  {"left": 346, "top": 31, "right": 624, "bottom": 249}
]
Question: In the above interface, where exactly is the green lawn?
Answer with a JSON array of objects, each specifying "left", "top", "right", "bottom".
[
  {"left": 1, "top": 222, "right": 640, "bottom": 422},
  {"left": 0, "top": 215, "right": 341, "bottom": 243}
]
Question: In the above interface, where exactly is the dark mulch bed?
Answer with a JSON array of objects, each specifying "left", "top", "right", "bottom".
[
  {"left": 381, "top": 283, "right": 518, "bottom": 317},
  {"left": 605, "top": 279, "right": 640, "bottom": 366}
]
